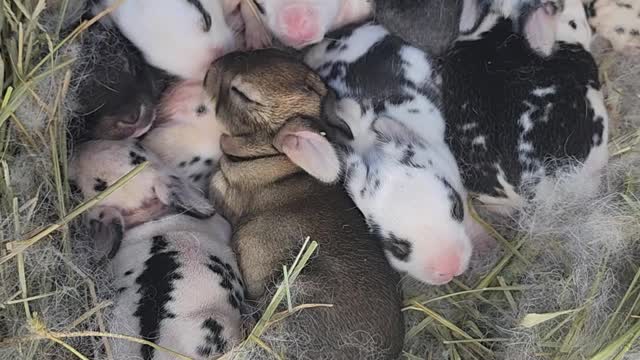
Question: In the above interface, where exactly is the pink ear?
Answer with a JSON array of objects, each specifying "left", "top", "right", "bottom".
[
  {"left": 524, "top": 5, "right": 557, "bottom": 56},
  {"left": 276, "top": 127, "right": 341, "bottom": 183}
]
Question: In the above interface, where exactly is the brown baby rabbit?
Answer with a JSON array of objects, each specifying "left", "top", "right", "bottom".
[{"left": 205, "top": 48, "right": 404, "bottom": 359}]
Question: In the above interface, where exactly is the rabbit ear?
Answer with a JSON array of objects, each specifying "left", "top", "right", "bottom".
[
  {"left": 273, "top": 117, "right": 342, "bottom": 184},
  {"left": 523, "top": 2, "right": 558, "bottom": 57}
]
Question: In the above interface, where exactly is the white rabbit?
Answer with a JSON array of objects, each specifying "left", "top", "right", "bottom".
[{"left": 94, "top": 0, "right": 241, "bottom": 80}]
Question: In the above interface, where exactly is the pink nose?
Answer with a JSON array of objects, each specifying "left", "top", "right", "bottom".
[
  {"left": 280, "top": 5, "right": 319, "bottom": 44},
  {"left": 429, "top": 253, "right": 463, "bottom": 283}
]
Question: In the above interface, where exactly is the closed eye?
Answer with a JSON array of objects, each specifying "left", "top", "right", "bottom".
[{"left": 231, "top": 86, "right": 262, "bottom": 106}]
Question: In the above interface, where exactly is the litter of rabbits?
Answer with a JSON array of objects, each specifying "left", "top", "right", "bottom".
[{"left": 1, "top": 0, "right": 640, "bottom": 359}]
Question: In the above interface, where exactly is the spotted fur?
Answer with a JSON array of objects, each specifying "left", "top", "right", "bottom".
[
  {"left": 441, "top": 0, "right": 609, "bottom": 213},
  {"left": 305, "top": 23, "right": 477, "bottom": 285},
  {"left": 69, "top": 139, "right": 215, "bottom": 232},
  {"left": 104, "top": 214, "right": 244, "bottom": 360},
  {"left": 142, "top": 80, "right": 226, "bottom": 193},
  {"left": 588, "top": 0, "right": 640, "bottom": 53}
]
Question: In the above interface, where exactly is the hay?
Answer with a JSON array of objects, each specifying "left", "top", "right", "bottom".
[{"left": 1, "top": 1, "right": 639, "bottom": 359}]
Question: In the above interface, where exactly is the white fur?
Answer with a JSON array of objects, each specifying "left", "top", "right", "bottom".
[
  {"left": 107, "top": 214, "right": 244, "bottom": 360},
  {"left": 69, "top": 139, "right": 213, "bottom": 229},
  {"left": 459, "top": 0, "right": 593, "bottom": 55},
  {"left": 142, "top": 81, "right": 226, "bottom": 192},
  {"left": 70, "top": 140, "right": 167, "bottom": 214},
  {"left": 589, "top": 0, "right": 640, "bottom": 53},
  {"left": 556, "top": 0, "right": 594, "bottom": 49},
  {"left": 336, "top": 99, "right": 474, "bottom": 285},
  {"left": 579, "top": 87, "right": 610, "bottom": 176},
  {"left": 95, "top": 0, "right": 238, "bottom": 80},
  {"left": 305, "top": 22, "right": 482, "bottom": 284}
]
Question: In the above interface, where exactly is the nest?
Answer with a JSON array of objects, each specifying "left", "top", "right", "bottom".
[{"left": 1, "top": 1, "right": 639, "bottom": 359}]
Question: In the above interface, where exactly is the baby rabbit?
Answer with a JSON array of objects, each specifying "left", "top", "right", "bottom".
[
  {"left": 69, "top": 139, "right": 214, "bottom": 242},
  {"left": 93, "top": 0, "right": 240, "bottom": 80},
  {"left": 441, "top": 0, "right": 609, "bottom": 213},
  {"left": 142, "top": 80, "right": 226, "bottom": 192},
  {"left": 70, "top": 140, "right": 244, "bottom": 360},
  {"left": 69, "top": 17, "right": 163, "bottom": 144},
  {"left": 205, "top": 49, "right": 404, "bottom": 359},
  {"left": 305, "top": 22, "right": 484, "bottom": 285},
  {"left": 588, "top": 0, "right": 640, "bottom": 54},
  {"left": 246, "top": 0, "right": 374, "bottom": 49}
]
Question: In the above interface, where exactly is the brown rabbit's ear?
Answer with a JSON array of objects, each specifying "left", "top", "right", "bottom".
[{"left": 273, "top": 117, "right": 341, "bottom": 184}]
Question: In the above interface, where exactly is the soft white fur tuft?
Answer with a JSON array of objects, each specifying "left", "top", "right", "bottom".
[{"left": 95, "top": 0, "right": 239, "bottom": 80}]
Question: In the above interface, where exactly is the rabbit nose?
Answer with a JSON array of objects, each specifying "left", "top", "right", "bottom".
[{"left": 428, "top": 252, "right": 463, "bottom": 284}]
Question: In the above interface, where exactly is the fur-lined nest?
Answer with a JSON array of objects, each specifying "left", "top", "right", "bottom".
[{"left": 1, "top": 1, "right": 639, "bottom": 359}]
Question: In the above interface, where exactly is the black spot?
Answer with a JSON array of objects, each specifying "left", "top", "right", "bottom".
[
  {"left": 93, "top": 178, "right": 108, "bottom": 192},
  {"left": 134, "top": 141, "right": 145, "bottom": 150},
  {"left": 190, "top": 156, "right": 201, "bottom": 164},
  {"left": 593, "top": 116, "right": 605, "bottom": 146},
  {"left": 134, "top": 235, "right": 183, "bottom": 360},
  {"left": 117, "top": 287, "right": 127, "bottom": 294},
  {"left": 383, "top": 233, "right": 412, "bottom": 261},
  {"left": 129, "top": 151, "right": 147, "bottom": 166},
  {"left": 631, "top": 29, "right": 640, "bottom": 36},
  {"left": 615, "top": 26, "right": 625, "bottom": 34},
  {"left": 399, "top": 144, "right": 425, "bottom": 169},
  {"left": 220, "top": 277, "right": 233, "bottom": 290},
  {"left": 192, "top": 173, "right": 202, "bottom": 182},
  {"left": 124, "top": 269, "right": 134, "bottom": 276},
  {"left": 439, "top": 177, "right": 465, "bottom": 222},
  {"left": 616, "top": 2, "right": 632, "bottom": 9},
  {"left": 196, "top": 104, "right": 208, "bottom": 115},
  {"left": 408, "top": 108, "right": 420, "bottom": 113},
  {"left": 206, "top": 255, "right": 243, "bottom": 308},
  {"left": 207, "top": 263, "right": 225, "bottom": 276},
  {"left": 228, "top": 292, "right": 240, "bottom": 308},
  {"left": 569, "top": 20, "right": 577, "bottom": 29},
  {"left": 205, "top": 158, "right": 213, "bottom": 166},
  {"left": 150, "top": 235, "right": 169, "bottom": 253},
  {"left": 179, "top": 161, "right": 187, "bottom": 167},
  {"left": 235, "top": 289, "right": 244, "bottom": 301},
  {"left": 197, "top": 346, "right": 213, "bottom": 357},
  {"left": 197, "top": 318, "right": 227, "bottom": 355}
]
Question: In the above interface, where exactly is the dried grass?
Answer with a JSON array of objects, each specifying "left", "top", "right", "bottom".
[{"left": 1, "top": 1, "right": 639, "bottom": 359}]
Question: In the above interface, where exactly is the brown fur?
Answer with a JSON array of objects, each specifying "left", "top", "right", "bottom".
[{"left": 206, "top": 49, "right": 404, "bottom": 359}]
